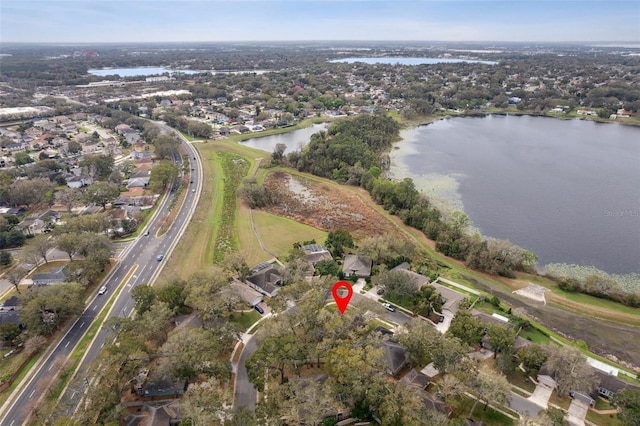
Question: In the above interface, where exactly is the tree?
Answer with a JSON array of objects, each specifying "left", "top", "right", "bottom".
[
  {"left": 539, "top": 407, "right": 570, "bottom": 426},
  {"left": 272, "top": 143, "right": 287, "bottom": 163},
  {"left": 468, "top": 368, "right": 512, "bottom": 418},
  {"left": 431, "top": 335, "right": 469, "bottom": 376},
  {"left": 67, "top": 140, "right": 82, "bottom": 154},
  {"left": 281, "top": 255, "right": 314, "bottom": 285},
  {"left": 137, "top": 302, "right": 172, "bottom": 345},
  {"left": 313, "top": 259, "right": 341, "bottom": 277},
  {"left": 613, "top": 388, "right": 640, "bottom": 426},
  {"left": 0, "top": 323, "right": 21, "bottom": 343},
  {"left": 517, "top": 344, "right": 549, "bottom": 375},
  {"left": 83, "top": 182, "right": 120, "bottom": 208},
  {"left": 14, "top": 152, "right": 34, "bottom": 166},
  {"left": 545, "top": 346, "right": 598, "bottom": 397},
  {"left": 324, "top": 229, "right": 354, "bottom": 257},
  {"left": 156, "top": 279, "right": 187, "bottom": 313},
  {"left": 378, "top": 382, "right": 449, "bottom": 426},
  {"left": 0, "top": 251, "right": 12, "bottom": 266},
  {"left": 181, "top": 377, "right": 229, "bottom": 426},
  {"left": 155, "top": 327, "right": 231, "bottom": 381},
  {"left": 80, "top": 155, "right": 114, "bottom": 180},
  {"left": 238, "top": 181, "right": 270, "bottom": 208},
  {"left": 185, "top": 269, "right": 231, "bottom": 325},
  {"left": 55, "top": 188, "right": 82, "bottom": 213},
  {"left": 55, "top": 232, "right": 80, "bottom": 260},
  {"left": 397, "top": 319, "right": 440, "bottom": 368},
  {"left": 32, "top": 238, "right": 54, "bottom": 264},
  {"left": 487, "top": 323, "right": 517, "bottom": 360},
  {"left": 448, "top": 309, "right": 484, "bottom": 346},
  {"left": 131, "top": 284, "right": 156, "bottom": 315},
  {"left": 223, "top": 253, "right": 251, "bottom": 281},
  {"left": 246, "top": 333, "right": 306, "bottom": 389},
  {"left": 373, "top": 269, "right": 419, "bottom": 303},
  {"left": 6, "top": 267, "right": 27, "bottom": 293},
  {"left": 148, "top": 160, "right": 178, "bottom": 193},
  {"left": 152, "top": 134, "right": 180, "bottom": 160},
  {"left": 226, "top": 406, "right": 257, "bottom": 426},
  {"left": 8, "top": 179, "right": 55, "bottom": 207},
  {"left": 20, "top": 283, "right": 84, "bottom": 335}
]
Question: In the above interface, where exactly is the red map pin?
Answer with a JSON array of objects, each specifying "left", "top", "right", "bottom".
[{"left": 332, "top": 281, "right": 353, "bottom": 315}]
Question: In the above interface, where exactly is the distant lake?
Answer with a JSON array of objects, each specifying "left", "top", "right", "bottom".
[
  {"left": 239, "top": 123, "right": 328, "bottom": 153},
  {"left": 390, "top": 115, "right": 640, "bottom": 274},
  {"left": 330, "top": 57, "right": 497, "bottom": 65},
  {"left": 88, "top": 67, "right": 203, "bottom": 77}
]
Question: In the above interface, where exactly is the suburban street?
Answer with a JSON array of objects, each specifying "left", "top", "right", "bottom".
[{"left": 0, "top": 128, "right": 201, "bottom": 426}]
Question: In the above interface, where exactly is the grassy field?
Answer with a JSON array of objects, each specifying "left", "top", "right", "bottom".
[{"left": 251, "top": 210, "right": 327, "bottom": 260}]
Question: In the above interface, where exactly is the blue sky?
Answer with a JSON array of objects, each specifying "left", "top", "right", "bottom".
[{"left": 1, "top": 0, "right": 639, "bottom": 43}]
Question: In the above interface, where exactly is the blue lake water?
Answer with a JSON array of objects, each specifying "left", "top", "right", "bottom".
[
  {"left": 389, "top": 115, "right": 640, "bottom": 274},
  {"left": 88, "top": 67, "right": 203, "bottom": 77},
  {"left": 239, "top": 123, "right": 328, "bottom": 153},
  {"left": 330, "top": 57, "right": 497, "bottom": 65}
]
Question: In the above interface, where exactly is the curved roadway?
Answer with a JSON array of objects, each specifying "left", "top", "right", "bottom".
[{"left": 0, "top": 126, "right": 201, "bottom": 426}]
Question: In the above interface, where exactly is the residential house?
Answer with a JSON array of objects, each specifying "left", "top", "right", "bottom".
[
  {"left": 126, "top": 177, "right": 150, "bottom": 189},
  {"left": 342, "top": 254, "right": 372, "bottom": 278},
  {"left": 400, "top": 368, "right": 431, "bottom": 390},
  {"left": 218, "top": 127, "right": 230, "bottom": 137},
  {"left": 302, "top": 244, "right": 333, "bottom": 266},
  {"left": 15, "top": 217, "right": 45, "bottom": 236},
  {"left": 592, "top": 370, "right": 640, "bottom": 399},
  {"left": 114, "top": 124, "right": 133, "bottom": 135},
  {"left": 472, "top": 310, "right": 515, "bottom": 352},
  {"left": 137, "top": 378, "right": 187, "bottom": 398},
  {"left": 382, "top": 340, "right": 408, "bottom": 377},
  {"left": 67, "top": 175, "right": 93, "bottom": 188},
  {"left": 124, "top": 131, "right": 142, "bottom": 145},
  {"left": 32, "top": 267, "right": 67, "bottom": 286},
  {"left": 246, "top": 262, "right": 282, "bottom": 296},
  {"left": 0, "top": 296, "right": 22, "bottom": 327},
  {"left": 3, "top": 142, "right": 27, "bottom": 152}
]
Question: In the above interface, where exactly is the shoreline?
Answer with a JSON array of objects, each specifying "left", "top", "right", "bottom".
[
  {"left": 399, "top": 108, "right": 640, "bottom": 129},
  {"left": 392, "top": 111, "right": 640, "bottom": 278}
]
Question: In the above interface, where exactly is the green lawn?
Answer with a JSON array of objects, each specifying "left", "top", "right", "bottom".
[
  {"left": 519, "top": 326, "right": 551, "bottom": 345},
  {"left": 230, "top": 310, "right": 262, "bottom": 331},
  {"left": 453, "top": 396, "right": 515, "bottom": 425},
  {"left": 251, "top": 210, "right": 327, "bottom": 260}
]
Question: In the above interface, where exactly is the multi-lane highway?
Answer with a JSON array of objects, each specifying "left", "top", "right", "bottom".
[{"left": 0, "top": 127, "right": 201, "bottom": 426}]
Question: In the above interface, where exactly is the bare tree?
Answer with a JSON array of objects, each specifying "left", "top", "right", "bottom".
[
  {"left": 34, "top": 238, "right": 54, "bottom": 264},
  {"left": 6, "top": 267, "right": 27, "bottom": 293},
  {"left": 545, "top": 346, "right": 598, "bottom": 397}
]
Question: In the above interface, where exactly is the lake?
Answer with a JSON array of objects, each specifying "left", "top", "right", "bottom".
[
  {"left": 239, "top": 123, "right": 328, "bottom": 154},
  {"left": 88, "top": 67, "right": 203, "bottom": 77},
  {"left": 389, "top": 115, "right": 640, "bottom": 274},
  {"left": 330, "top": 57, "right": 497, "bottom": 65}
]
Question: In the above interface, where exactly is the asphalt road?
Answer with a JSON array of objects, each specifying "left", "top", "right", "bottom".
[
  {"left": 509, "top": 391, "right": 545, "bottom": 418},
  {"left": 0, "top": 129, "right": 201, "bottom": 426},
  {"left": 234, "top": 334, "right": 258, "bottom": 412}
]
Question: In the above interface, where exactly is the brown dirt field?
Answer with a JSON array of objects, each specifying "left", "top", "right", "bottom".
[
  {"left": 462, "top": 274, "right": 640, "bottom": 369},
  {"left": 264, "top": 171, "right": 405, "bottom": 241}
]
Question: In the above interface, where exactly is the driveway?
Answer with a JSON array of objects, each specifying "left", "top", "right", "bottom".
[
  {"left": 567, "top": 399, "right": 589, "bottom": 426},
  {"left": 528, "top": 381, "right": 553, "bottom": 408}
]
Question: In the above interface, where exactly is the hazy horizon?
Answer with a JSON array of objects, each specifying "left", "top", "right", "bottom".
[{"left": 2, "top": 1, "right": 639, "bottom": 44}]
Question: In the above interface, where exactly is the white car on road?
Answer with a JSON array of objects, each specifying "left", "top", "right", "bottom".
[{"left": 382, "top": 302, "right": 395, "bottom": 312}]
